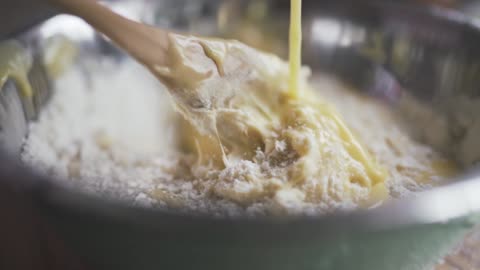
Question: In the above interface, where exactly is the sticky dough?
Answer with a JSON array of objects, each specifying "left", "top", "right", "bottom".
[{"left": 152, "top": 34, "right": 388, "bottom": 209}]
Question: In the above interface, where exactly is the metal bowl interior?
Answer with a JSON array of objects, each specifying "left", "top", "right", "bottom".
[{"left": 1, "top": 1, "right": 480, "bottom": 270}]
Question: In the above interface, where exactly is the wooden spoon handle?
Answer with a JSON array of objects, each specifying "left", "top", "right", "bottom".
[{"left": 49, "top": 0, "right": 169, "bottom": 66}]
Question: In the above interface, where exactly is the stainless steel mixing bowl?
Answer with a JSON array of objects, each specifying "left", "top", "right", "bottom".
[{"left": 1, "top": 0, "right": 480, "bottom": 269}]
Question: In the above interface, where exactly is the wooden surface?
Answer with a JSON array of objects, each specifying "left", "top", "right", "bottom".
[{"left": 436, "top": 227, "right": 480, "bottom": 270}]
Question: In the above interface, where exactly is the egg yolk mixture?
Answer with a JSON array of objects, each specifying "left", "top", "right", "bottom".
[
  {"left": 149, "top": 0, "right": 387, "bottom": 209},
  {"left": 0, "top": 41, "right": 33, "bottom": 97}
]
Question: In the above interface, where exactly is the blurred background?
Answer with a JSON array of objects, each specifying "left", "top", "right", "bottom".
[{"left": 420, "top": 0, "right": 480, "bottom": 15}]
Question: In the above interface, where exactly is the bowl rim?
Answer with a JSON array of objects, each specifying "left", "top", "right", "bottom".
[{"left": 8, "top": 149, "right": 480, "bottom": 234}]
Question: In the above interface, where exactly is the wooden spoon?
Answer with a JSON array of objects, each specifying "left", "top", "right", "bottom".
[{"left": 48, "top": 0, "right": 171, "bottom": 70}]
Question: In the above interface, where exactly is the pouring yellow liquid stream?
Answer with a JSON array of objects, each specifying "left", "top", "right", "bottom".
[
  {"left": 289, "top": 0, "right": 302, "bottom": 98},
  {"left": 287, "top": 0, "right": 388, "bottom": 203}
]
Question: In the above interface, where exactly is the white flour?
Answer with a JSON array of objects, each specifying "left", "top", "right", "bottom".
[
  {"left": 22, "top": 57, "right": 455, "bottom": 216},
  {"left": 23, "top": 59, "right": 178, "bottom": 207}
]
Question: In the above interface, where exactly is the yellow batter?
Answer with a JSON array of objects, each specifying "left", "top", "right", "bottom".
[
  {"left": 151, "top": 0, "right": 389, "bottom": 208},
  {"left": 0, "top": 37, "right": 76, "bottom": 96},
  {"left": 0, "top": 41, "right": 33, "bottom": 97}
]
